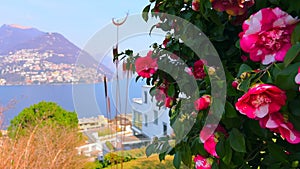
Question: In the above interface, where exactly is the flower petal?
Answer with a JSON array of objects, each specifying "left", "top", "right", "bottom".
[{"left": 255, "top": 104, "right": 269, "bottom": 118}]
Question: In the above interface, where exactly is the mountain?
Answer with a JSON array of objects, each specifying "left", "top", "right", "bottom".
[
  {"left": 0, "top": 24, "right": 113, "bottom": 75},
  {"left": 0, "top": 24, "right": 85, "bottom": 64},
  {"left": 0, "top": 24, "right": 44, "bottom": 54},
  {"left": 0, "top": 24, "right": 113, "bottom": 85}
]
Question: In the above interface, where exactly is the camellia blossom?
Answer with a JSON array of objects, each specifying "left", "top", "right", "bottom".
[
  {"left": 204, "top": 135, "right": 219, "bottom": 158},
  {"left": 194, "top": 95, "right": 211, "bottom": 111},
  {"left": 239, "top": 7, "right": 299, "bottom": 65},
  {"left": 259, "top": 112, "right": 300, "bottom": 144},
  {"left": 135, "top": 51, "right": 158, "bottom": 78},
  {"left": 192, "top": 0, "right": 200, "bottom": 11},
  {"left": 210, "top": 0, "right": 255, "bottom": 16},
  {"left": 200, "top": 125, "right": 227, "bottom": 158},
  {"left": 235, "top": 84, "right": 286, "bottom": 119},
  {"left": 194, "top": 155, "right": 212, "bottom": 169},
  {"left": 192, "top": 60, "right": 206, "bottom": 79},
  {"left": 165, "top": 97, "right": 174, "bottom": 108}
]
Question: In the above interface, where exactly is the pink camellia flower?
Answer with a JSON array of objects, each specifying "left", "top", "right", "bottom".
[
  {"left": 192, "top": 0, "right": 200, "bottom": 11},
  {"left": 259, "top": 112, "right": 300, "bottom": 144},
  {"left": 194, "top": 155, "right": 212, "bottom": 169},
  {"left": 239, "top": 7, "right": 299, "bottom": 65},
  {"left": 204, "top": 135, "right": 219, "bottom": 158},
  {"left": 192, "top": 60, "right": 206, "bottom": 79},
  {"left": 135, "top": 51, "right": 158, "bottom": 78},
  {"left": 235, "top": 84, "right": 286, "bottom": 119},
  {"left": 278, "top": 122, "right": 300, "bottom": 144},
  {"left": 210, "top": 0, "right": 255, "bottom": 16},
  {"left": 165, "top": 97, "right": 174, "bottom": 108},
  {"left": 194, "top": 95, "right": 211, "bottom": 111},
  {"left": 200, "top": 125, "right": 227, "bottom": 158}
]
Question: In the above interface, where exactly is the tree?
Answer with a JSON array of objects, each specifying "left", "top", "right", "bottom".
[
  {"left": 0, "top": 101, "right": 88, "bottom": 168},
  {"left": 8, "top": 101, "right": 78, "bottom": 137},
  {"left": 0, "top": 124, "right": 88, "bottom": 169}
]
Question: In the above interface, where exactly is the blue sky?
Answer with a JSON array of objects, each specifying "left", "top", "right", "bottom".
[{"left": 0, "top": 0, "right": 150, "bottom": 48}]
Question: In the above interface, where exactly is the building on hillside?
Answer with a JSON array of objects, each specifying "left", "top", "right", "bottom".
[
  {"left": 78, "top": 115, "right": 108, "bottom": 131},
  {"left": 109, "top": 114, "right": 132, "bottom": 132},
  {"left": 131, "top": 85, "right": 173, "bottom": 139}
]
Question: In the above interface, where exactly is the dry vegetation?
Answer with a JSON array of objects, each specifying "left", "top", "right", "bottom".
[
  {"left": 0, "top": 102, "right": 89, "bottom": 169},
  {"left": 0, "top": 125, "right": 89, "bottom": 169}
]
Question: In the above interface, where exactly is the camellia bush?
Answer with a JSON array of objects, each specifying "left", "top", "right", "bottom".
[{"left": 116, "top": 0, "right": 300, "bottom": 168}]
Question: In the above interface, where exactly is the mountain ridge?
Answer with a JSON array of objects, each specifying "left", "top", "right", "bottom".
[{"left": 0, "top": 24, "right": 113, "bottom": 85}]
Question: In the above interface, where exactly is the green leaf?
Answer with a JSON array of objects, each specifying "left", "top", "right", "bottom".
[
  {"left": 149, "top": 24, "right": 157, "bottom": 36},
  {"left": 237, "top": 64, "right": 252, "bottom": 77},
  {"left": 283, "top": 43, "right": 300, "bottom": 68},
  {"left": 292, "top": 23, "right": 300, "bottom": 44},
  {"left": 142, "top": 4, "right": 151, "bottom": 22},
  {"left": 268, "top": 143, "right": 288, "bottom": 162},
  {"left": 159, "top": 152, "right": 166, "bottom": 161},
  {"left": 225, "top": 101, "right": 238, "bottom": 118},
  {"left": 237, "top": 74, "right": 255, "bottom": 92},
  {"left": 173, "top": 151, "right": 182, "bottom": 169},
  {"left": 222, "top": 140, "right": 233, "bottom": 165},
  {"left": 211, "top": 161, "right": 219, "bottom": 169},
  {"left": 181, "top": 144, "right": 192, "bottom": 167},
  {"left": 167, "top": 84, "right": 175, "bottom": 97},
  {"left": 209, "top": 10, "right": 222, "bottom": 25},
  {"left": 216, "top": 140, "right": 226, "bottom": 158},
  {"left": 229, "top": 128, "right": 246, "bottom": 153},
  {"left": 289, "top": 114, "right": 300, "bottom": 131},
  {"left": 275, "top": 62, "right": 300, "bottom": 90},
  {"left": 289, "top": 99, "right": 300, "bottom": 116},
  {"left": 235, "top": 39, "right": 240, "bottom": 49},
  {"left": 146, "top": 144, "right": 155, "bottom": 157},
  {"left": 217, "top": 139, "right": 232, "bottom": 165}
]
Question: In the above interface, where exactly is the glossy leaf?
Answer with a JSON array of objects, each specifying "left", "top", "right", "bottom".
[
  {"left": 283, "top": 43, "right": 300, "bottom": 68},
  {"left": 292, "top": 23, "right": 300, "bottom": 44},
  {"left": 142, "top": 4, "right": 151, "bottom": 22},
  {"left": 229, "top": 129, "right": 246, "bottom": 153}
]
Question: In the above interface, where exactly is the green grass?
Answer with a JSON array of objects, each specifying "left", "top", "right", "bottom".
[
  {"left": 103, "top": 148, "right": 188, "bottom": 169},
  {"left": 84, "top": 147, "right": 189, "bottom": 169},
  {"left": 105, "top": 141, "right": 115, "bottom": 151},
  {"left": 98, "top": 128, "right": 116, "bottom": 137}
]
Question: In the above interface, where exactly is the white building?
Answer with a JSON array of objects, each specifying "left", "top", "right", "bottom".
[
  {"left": 78, "top": 115, "right": 108, "bottom": 131},
  {"left": 131, "top": 85, "right": 173, "bottom": 139}
]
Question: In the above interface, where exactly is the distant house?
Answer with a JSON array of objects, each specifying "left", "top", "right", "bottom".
[
  {"left": 131, "top": 85, "right": 172, "bottom": 139},
  {"left": 109, "top": 114, "right": 132, "bottom": 132},
  {"left": 78, "top": 115, "right": 108, "bottom": 131}
]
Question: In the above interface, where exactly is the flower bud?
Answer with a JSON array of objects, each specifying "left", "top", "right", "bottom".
[
  {"left": 240, "top": 72, "right": 250, "bottom": 79},
  {"left": 232, "top": 80, "right": 239, "bottom": 89},
  {"left": 208, "top": 66, "right": 216, "bottom": 75},
  {"left": 165, "top": 32, "right": 172, "bottom": 39}
]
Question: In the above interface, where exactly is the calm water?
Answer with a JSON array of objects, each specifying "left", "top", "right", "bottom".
[{"left": 0, "top": 78, "right": 144, "bottom": 127}]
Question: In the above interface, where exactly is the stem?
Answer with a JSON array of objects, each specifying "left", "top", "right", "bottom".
[{"left": 253, "top": 63, "right": 275, "bottom": 84}]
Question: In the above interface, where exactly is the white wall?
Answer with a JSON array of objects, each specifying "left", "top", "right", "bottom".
[{"left": 132, "top": 85, "right": 173, "bottom": 139}]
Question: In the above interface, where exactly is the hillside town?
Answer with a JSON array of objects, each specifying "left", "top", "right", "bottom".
[{"left": 0, "top": 49, "right": 104, "bottom": 85}]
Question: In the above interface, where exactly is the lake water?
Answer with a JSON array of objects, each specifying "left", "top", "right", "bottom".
[{"left": 0, "top": 78, "right": 145, "bottom": 127}]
